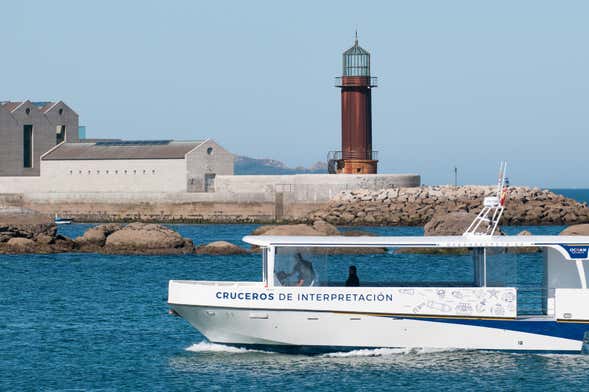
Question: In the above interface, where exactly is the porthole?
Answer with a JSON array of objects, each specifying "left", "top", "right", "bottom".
[{"left": 207, "top": 147, "right": 213, "bottom": 155}]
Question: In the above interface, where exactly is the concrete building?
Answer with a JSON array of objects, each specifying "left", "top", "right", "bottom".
[
  {"left": 40, "top": 139, "right": 233, "bottom": 193},
  {"left": 0, "top": 101, "right": 79, "bottom": 176}
]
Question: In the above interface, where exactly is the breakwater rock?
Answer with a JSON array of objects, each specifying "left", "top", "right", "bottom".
[{"left": 309, "top": 186, "right": 589, "bottom": 226}]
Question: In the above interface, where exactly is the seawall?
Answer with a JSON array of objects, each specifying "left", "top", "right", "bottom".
[
  {"left": 0, "top": 173, "right": 421, "bottom": 223},
  {"left": 2, "top": 185, "right": 588, "bottom": 226}
]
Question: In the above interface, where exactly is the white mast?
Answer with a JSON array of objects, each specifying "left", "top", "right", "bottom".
[{"left": 463, "top": 161, "right": 509, "bottom": 236}]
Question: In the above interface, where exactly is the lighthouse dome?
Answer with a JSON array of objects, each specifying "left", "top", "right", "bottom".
[{"left": 342, "top": 37, "right": 370, "bottom": 77}]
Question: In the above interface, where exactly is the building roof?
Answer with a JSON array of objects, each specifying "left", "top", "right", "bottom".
[
  {"left": 1, "top": 100, "right": 73, "bottom": 114},
  {"left": 42, "top": 140, "right": 206, "bottom": 160},
  {"left": 1, "top": 101, "right": 23, "bottom": 112}
]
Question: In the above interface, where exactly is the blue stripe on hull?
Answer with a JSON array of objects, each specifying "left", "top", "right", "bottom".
[{"left": 393, "top": 316, "right": 588, "bottom": 341}]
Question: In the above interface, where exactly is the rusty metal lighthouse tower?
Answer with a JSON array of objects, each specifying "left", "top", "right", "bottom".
[{"left": 329, "top": 33, "right": 378, "bottom": 174}]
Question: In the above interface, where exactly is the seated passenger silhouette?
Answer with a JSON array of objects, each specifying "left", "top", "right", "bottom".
[
  {"left": 345, "top": 265, "right": 360, "bottom": 287},
  {"left": 291, "top": 253, "right": 316, "bottom": 286}
]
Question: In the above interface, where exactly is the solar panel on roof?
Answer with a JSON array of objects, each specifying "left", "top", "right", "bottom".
[
  {"left": 94, "top": 140, "right": 172, "bottom": 146},
  {"left": 31, "top": 101, "right": 51, "bottom": 108}
]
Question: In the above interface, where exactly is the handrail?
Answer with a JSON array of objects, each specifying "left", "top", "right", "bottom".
[
  {"left": 335, "top": 76, "right": 378, "bottom": 87},
  {"left": 327, "top": 150, "right": 379, "bottom": 161}
]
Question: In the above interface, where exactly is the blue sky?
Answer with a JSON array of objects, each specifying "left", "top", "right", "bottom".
[{"left": 2, "top": 1, "right": 588, "bottom": 187}]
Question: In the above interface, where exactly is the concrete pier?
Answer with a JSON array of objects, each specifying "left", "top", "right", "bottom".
[{"left": 0, "top": 173, "right": 421, "bottom": 223}]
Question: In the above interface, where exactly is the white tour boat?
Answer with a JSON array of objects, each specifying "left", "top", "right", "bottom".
[{"left": 169, "top": 164, "right": 589, "bottom": 354}]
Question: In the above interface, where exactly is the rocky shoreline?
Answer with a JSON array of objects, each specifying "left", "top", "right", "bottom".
[
  {"left": 0, "top": 207, "right": 382, "bottom": 255},
  {"left": 0, "top": 208, "right": 245, "bottom": 255},
  {"left": 308, "top": 186, "right": 589, "bottom": 226},
  {"left": 3, "top": 184, "right": 589, "bottom": 255}
]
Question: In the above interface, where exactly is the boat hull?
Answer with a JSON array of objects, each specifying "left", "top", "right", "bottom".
[{"left": 172, "top": 304, "right": 586, "bottom": 354}]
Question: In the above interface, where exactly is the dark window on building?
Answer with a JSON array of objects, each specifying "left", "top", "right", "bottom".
[
  {"left": 23, "top": 125, "right": 33, "bottom": 168},
  {"left": 56, "top": 126, "right": 66, "bottom": 144}
]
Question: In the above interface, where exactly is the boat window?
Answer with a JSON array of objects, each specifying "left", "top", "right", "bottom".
[
  {"left": 323, "top": 249, "right": 476, "bottom": 287},
  {"left": 274, "top": 247, "right": 327, "bottom": 287},
  {"left": 485, "top": 249, "right": 545, "bottom": 315}
]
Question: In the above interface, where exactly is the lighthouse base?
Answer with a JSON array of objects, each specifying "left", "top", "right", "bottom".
[{"left": 337, "top": 159, "right": 378, "bottom": 174}]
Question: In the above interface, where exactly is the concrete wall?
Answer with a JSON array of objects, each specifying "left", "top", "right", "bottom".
[
  {"left": 216, "top": 173, "right": 421, "bottom": 202},
  {"left": 0, "top": 172, "right": 418, "bottom": 222},
  {"left": 0, "top": 101, "right": 78, "bottom": 176},
  {"left": 186, "top": 139, "right": 234, "bottom": 192},
  {"left": 0, "top": 177, "right": 41, "bottom": 193},
  {"left": 17, "top": 191, "right": 281, "bottom": 223},
  {"left": 40, "top": 159, "right": 188, "bottom": 192}
]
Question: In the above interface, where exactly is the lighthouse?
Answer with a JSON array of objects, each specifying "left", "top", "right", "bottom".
[{"left": 329, "top": 34, "right": 378, "bottom": 174}]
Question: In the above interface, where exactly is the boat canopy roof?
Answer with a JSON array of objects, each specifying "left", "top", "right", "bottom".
[{"left": 243, "top": 235, "right": 589, "bottom": 249}]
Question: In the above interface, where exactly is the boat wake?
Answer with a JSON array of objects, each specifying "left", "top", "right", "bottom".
[
  {"left": 321, "top": 347, "right": 458, "bottom": 358},
  {"left": 185, "top": 341, "right": 273, "bottom": 354}
]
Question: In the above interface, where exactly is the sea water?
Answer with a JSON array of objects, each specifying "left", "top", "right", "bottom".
[{"left": 2, "top": 195, "right": 589, "bottom": 390}]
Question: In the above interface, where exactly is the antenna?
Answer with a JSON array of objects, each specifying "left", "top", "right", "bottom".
[
  {"left": 463, "top": 161, "right": 509, "bottom": 236},
  {"left": 453, "top": 166, "right": 458, "bottom": 186}
]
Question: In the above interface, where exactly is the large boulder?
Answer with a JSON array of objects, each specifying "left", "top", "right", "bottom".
[
  {"left": 196, "top": 241, "right": 249, "bottom": 255},
  {"left": 253, "top": 219, "right": 341, "bottom": 237},
  {"left": 560, "top": 224, "right": 589, "bottom": 236},
  {"left": 104, "top": 223, "right": 194, "bottom": 254},
  {"left": 508, "top": 230, "right": 540, "bottom": 253},
  {"left": 341, "top": 230, "right": 377, "bottom": 237},
  {"left": 252, "top": 223, "right": 325, "bottom": 237},
  {"left": 6, "top": 237, "right": 35, "bottom": 248},
  {"left": 2, "top": 237, "right": 39, "bottom": 253},
  {"left": 250, "top": 222, "right": 385, "bottom": 254},
  {"left": 76, "top": 223, "right": 123, "bottom": 247},
  {"left": 424, "top": 211, "right": 475, "bottom": 236},
  {"left": 401, "top": 212, "right": 479, "bottom": 255},
  {"left": 312, "top": 219, "right": 340, "bottom": 236},
  {"left": 0, "top": 207, "right": 56, "bottom": 242},
  {"left": 424, "top": 211, "right": 501, "bottom": 236}
]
